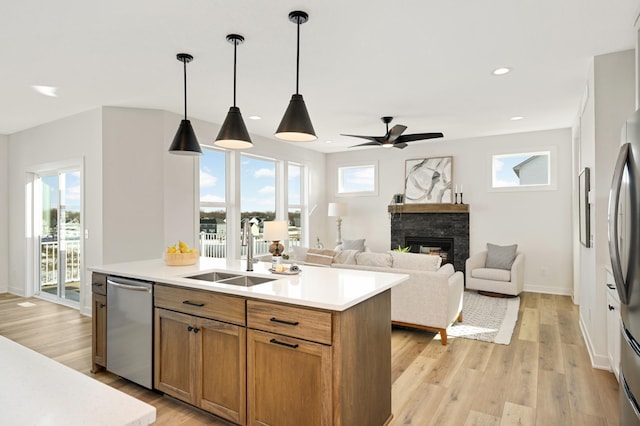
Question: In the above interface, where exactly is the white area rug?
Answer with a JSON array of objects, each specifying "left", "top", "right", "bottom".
[{"left": 444, "top": 291, "right": 520, "bottom": 345}]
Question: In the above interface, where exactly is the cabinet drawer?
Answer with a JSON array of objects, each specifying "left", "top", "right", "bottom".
[
  {"left": 155, "top": 285, "right": 246, "bottom": 326},
  {"left": 92, "top": 273, "right": 107, "bottom": 295},
  {"left": 247, "top": 300, "right": 332, "bottom": 345}
]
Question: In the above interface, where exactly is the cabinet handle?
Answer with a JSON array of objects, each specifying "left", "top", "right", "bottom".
[
  {"left": 93, "top": 283, "right": 104, "bottom": 287},
  {"left": 607, "top": 284, "right": 616, "bottom": 290},
  {"left": 99, "top": 303, "right": 105, "bottom": 308},
  {"left": 187, "top": 326, "right": 201, "bottom": 333},
  {"left": 269, "top": 338, "right": 299, "bottom": 349},
  {"left": 270, "top": 317, "right": 299, "bottom": 326},
  {"left": 183, "top": 300, "right": 205, "bottom": 307},
  {"left": 193, "top": 327, "right": 200, "bottom": 334},
  {"left": 187, "top": 326, "right": 194, "bottom": 332},
  {"left": 609, "top": 305, "right": 615, "bottom": 311}
]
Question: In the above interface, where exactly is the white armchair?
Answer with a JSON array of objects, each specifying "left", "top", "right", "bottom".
[{"left": 466, "top": 251, "right": 524, "bottom": 296}]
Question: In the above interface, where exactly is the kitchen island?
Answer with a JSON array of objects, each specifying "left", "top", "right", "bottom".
[{"left": 89, "top": 257, "right": 408, "bottom": 426}]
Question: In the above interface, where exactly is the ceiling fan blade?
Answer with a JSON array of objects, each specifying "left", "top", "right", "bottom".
[
  {"left": 341, "top": 133, "right": 387, "bottom": 143},
  {"left": 396, "top": 132, "right": 444, "bottom": 143},
  {"left": 387, "top": 125, "right": 407, "bottom": 142},
  {"left": 349, "top": 141, "right": 383, "bottom": 148},
  {"left": 393, "top": 142, "right": 408, "bottom": 149}
]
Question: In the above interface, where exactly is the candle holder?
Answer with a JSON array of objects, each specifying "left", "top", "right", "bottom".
[
  {"left": 460, "top": 193, "right": 464, "bottom": 204},
  {"left": 454, "top": 192, "right": 459, "bottom": 204}
]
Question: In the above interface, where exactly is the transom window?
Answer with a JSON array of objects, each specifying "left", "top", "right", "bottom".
[
  {"left": 337, "top": 163, "right": 378, "bottom": 196},
  {"left": 491, "top": 151, "right": 552, "bottom": 189}
]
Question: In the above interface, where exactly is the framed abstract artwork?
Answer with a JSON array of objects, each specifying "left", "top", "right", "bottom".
[{"left": 404, "top": 157, "right": 453, "bottom": 204}]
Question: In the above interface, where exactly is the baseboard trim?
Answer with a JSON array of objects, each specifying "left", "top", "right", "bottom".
[
  {"left": 523, "top": 284, "right": 572, "bottom": 296},
  {"left": 579, "top": 311, "right": 611, "bottom": 371}
]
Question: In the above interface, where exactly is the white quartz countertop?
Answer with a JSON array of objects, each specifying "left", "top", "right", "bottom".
[
  {"left": 0, "top": 336, "right": 156, "bottom": 426},
  {"left": 89, "top": 257, "right": 408, "bottom": 311}
]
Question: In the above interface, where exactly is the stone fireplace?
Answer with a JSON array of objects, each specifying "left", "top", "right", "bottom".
[{"left": 389, "top": 204, "right": 469, "bottom": 274}]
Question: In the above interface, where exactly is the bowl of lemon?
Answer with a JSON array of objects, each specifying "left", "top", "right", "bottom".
[{"left": 163, "top": 241, "right": 199, "bottom": 266}]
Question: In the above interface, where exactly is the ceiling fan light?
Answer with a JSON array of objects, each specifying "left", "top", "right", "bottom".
[
  {"left": 214, "top": 106, "right": 253, "bottom": 149},
  {"left": 275, "top": 94, "right": 317, "bottom": 142},
  {"left": 169, "top": 119, "right": 203, "bottom": 155},
  {"left": 382, "top": 142, "right": 394, "bottom": 148}
]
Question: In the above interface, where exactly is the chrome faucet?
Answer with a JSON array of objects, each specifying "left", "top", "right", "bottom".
[{"left": 241, "top": 219, "right": 254, "bottom": 271}]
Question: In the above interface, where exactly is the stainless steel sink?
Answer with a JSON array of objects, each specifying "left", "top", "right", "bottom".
[
  {"left": 216, "top": 275, "right": 274, "bottom": 287},
  {"left": 185, "top": 271, "right": 240, "bottom": 282},
  {"left": 185, "top": 272, "right": 274, "bottom": 287}
]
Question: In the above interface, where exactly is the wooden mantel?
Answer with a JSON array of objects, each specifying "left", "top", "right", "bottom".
[{"left": 387, "top": 203, "right": 469, "bottom": 214}]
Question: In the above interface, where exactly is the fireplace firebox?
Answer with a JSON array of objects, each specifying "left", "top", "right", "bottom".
[{"left": 404, "top": 236, "right": 454, "bottom": 265}]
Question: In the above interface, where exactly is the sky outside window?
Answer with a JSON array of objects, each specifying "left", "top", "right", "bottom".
[
  {"left": 200, "top": 149, "right": 226, "bottom": 203},
  {"left": 241, "top": 155, "right": 275, "bottom": 214}
]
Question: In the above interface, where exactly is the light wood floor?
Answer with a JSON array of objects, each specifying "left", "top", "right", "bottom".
[{"left": 0, "top": 292, "right": 619, "bottom": 426}]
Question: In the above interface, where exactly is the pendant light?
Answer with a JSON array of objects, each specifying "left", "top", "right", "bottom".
[
  {"left": 214, "top": 34, "right": 253, "bottom": 149},
  {"left": 275, "top": 10, "right": 317, "bottom": 142},
  {"left": 169, "top": 53, "right": 203, "bottom": 156}
]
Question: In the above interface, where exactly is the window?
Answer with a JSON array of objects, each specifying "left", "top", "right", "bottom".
[
  {"left": 337, "top": 163, "right": 378, "bottom": 196},
  {"left": 288, "top": 163, "right": 303, "bottom": 249},
  {"left": 241, "top": 154, "right": 276, "bottom": 256},
  {"left": 199, "top": 148, "right": 227, "bottom": 257},
  {"left": 491, "top": 150, "right": 553, "bottom": 190}
]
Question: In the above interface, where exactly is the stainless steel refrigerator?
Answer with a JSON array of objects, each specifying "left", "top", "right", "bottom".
[{"left": 609, "top": 109, "right": 640, "bottom": 424}]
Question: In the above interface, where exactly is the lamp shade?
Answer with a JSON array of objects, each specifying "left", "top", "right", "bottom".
[
  {"left": 275, "top": 94, "right": 317, "bottom": 142},
  {"left": 328, "top": 202, "right": 348, "bottom": 217},
  {"left": 169, "top": 119, "right": 203, "bottom": 155},
  {"left": 263, "top": 220, "right": 289, "bottom": 241},
  {"left": 214, "top": 106, "right": 253, "bottom": 149}
]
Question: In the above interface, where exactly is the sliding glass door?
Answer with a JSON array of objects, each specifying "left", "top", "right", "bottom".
[{"left": 38, "top": 170, "right": 81, "bottom": 305}]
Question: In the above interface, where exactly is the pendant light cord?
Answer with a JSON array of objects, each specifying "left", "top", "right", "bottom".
[
  {"left": 233, "top": 39, "right": 238, "bottom": 107},
  {"left": 295, "top": 17, "right": 300, "bottom": 95},
  {"left": 183, "top": 58, "right": 188, "bottom": 120}
]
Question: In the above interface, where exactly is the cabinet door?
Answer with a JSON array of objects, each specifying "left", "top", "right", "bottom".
[
  {"left": 247, "top": 329, "right": 332, "bottom": 426},
  {"left": 607, "top": 291, "right": 621, "bottom": 380},
  {"left": 199, "top": 319, "right": 247, "bottom": 425},
  {"left": 91, "top": 293, "right": 107, "bottom": 371},
  {"left": 154, "top": 308, "right": 197, "bottom": 404}
]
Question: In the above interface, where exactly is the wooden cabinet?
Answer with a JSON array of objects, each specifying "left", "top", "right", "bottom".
[
  {"left": 154, "top": 285, "right": 246, "bottom": 425},
  {"left": 91, "top": 273, "right": 107, "bottom": 373},
  {"left": 606, "top": 270, "right": 621, "bottom": 381},
  {"left": 247, "top": 328, "right": 331, "bottom": 426},
  {"left": 246, "top": 291, "right": 392, "bottom": 426}
]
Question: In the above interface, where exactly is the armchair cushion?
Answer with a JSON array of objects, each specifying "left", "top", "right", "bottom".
[
  {"left": 485, "top": 243, "right": 518, "bottom": 270},
  {"left": 471, "top": 267, "right": 511, "bottom": 282}
]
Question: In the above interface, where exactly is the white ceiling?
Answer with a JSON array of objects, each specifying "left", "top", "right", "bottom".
[{"left": 2, "top": 1, "right": 638, "bottom": 153}]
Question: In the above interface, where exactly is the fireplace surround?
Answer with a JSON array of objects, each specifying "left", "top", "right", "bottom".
[{"left": 389, "top": 204, "right": 469, "bottom": 273}]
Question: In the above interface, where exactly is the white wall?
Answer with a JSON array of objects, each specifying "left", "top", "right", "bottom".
[
  {"left": 326, "top": 128, "right": 573, "bottom": 295},
  {"left": 8, "top": 109, "right": 103, "bottom": 313},
  {"left": 0, "top": 134, "right": 8, "bottom": 293},
  {"left": 576, "top": 49, "right": 636, "bottom": 368}
]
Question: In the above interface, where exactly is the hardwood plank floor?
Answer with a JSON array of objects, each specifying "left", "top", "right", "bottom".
[{"left": 0, "top": 291, "right": 619, "bottom": 425}]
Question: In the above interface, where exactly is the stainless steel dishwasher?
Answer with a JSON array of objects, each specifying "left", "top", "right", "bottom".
[{"left": 107, "top": 276, "right": 153, "bottom": 389}]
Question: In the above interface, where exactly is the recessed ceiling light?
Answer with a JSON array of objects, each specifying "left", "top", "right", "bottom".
[
  {"left": 325, "top": 140, "right": 333, "bottom": 144},
  {"left": 492, "top": 67, "right": 511, "bottom": 76},
  {"left": 510, "top": 116, "right": 524, "bottom": 121},
  {"left": 32, "top": 85, "right": 58, "bottom": 97},
  {"left": 248, "top": 115, "right": 261, "bottom": 120}
]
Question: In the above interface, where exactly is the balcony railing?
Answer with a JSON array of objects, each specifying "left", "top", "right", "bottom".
[
  {"left": 40, "top": 239, "right": 81, "bottom": 285},
  {"left": 199, "top": 231, "right": 301, "bottom": 259}
]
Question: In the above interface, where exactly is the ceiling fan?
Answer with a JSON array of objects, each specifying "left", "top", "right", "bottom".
[{"left": 342, "top": 116, "right": 443, "bottom": 149}]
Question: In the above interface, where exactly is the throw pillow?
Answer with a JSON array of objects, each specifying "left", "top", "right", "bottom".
[
  {"left": 341, "top": 239, "right": 366, "bottom": 252},
  {"left": 333, "top": 249, "right": 359, "bottom": 265},
  {"left": 389, "top": 251, "right": 442, "bottom": 271},
  {"left": 305, "top": 248, "right": 336, "bottom": 267},
  {"left": 485, "top": 243, "right": 518, "bottom": 270},
  {"left": 355, "top": 252, "right": 393, "bottom": 268},
  {"left": 291, "top": 246, "right": 309, "bottom": 261}
]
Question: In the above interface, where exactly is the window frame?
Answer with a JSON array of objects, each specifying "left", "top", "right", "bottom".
[
  {"left": 336, "top": 161, "right": 379, "bottom": 197},
  {"left": 489, "top": 147, "right": 557, "bottom": 192}
]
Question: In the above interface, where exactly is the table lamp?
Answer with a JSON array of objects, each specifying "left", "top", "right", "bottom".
[
  {"left": 263, "top": 220, "right": 288, "bottom": 257},
  {"left": 328, "top": 202, "right": 348, "bottom": 246}
]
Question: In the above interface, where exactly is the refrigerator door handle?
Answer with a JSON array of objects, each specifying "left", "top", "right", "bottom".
[{"left": 609, "top": 142, "right": 630, "bottom": 304}]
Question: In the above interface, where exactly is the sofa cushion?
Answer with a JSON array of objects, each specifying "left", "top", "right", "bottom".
[
  {"left": 305, "top": 248, "right": 336, "bottom": 267},
  {"left": 472, "top": 267, "right": 511, "bottom": 282},
  {"left": 341, "top": 239, "right": 366, "bottom": 252},
  {"left": 485, "top": 243, "right": 518, "bottom": 270},
  {"left": 436, "top": 263, "right": 455, "bottom": 276},
  {"left": 355, "top": 252, "right": 392, "bottom": 268},
  {"left": 333, "top": 249, "right": 359, "bottom": 265},
  {"left": 389, "top": 251, "right": 442, "bottom": 272},
  {"left": 291, "top": 246, "right": 309, "bottom": 261}
]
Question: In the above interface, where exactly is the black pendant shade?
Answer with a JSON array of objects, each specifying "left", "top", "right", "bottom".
[
  {"left": 215, "top": 34, "right": 253, "bottom": 149},
  {"left": 275, "top": 94, "right": 316, "bottom": 141},
  {"left": 169, "top": 53, "right": 203, "bottom": 156},
  {"left": 275, "top": 11, "right": 317, "bottom": 142}
]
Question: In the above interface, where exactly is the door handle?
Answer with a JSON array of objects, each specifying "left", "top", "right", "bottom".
[{"left": 608, "top": 143, "right": 630, "bottom": 304}]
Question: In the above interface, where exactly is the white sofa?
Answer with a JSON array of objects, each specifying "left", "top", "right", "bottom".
[{"left": 282, "top": 249, "right": 464, "bottom": 345}]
